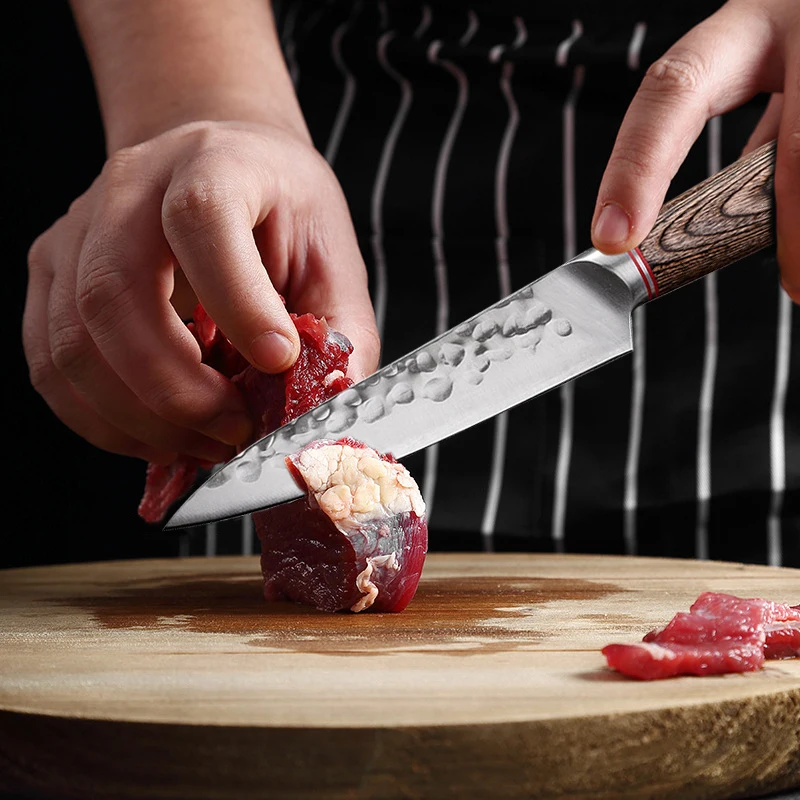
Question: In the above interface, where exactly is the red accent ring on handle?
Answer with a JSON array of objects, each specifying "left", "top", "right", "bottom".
[{"left": 627, "top": 248, "right": 659, "bottom": 299}]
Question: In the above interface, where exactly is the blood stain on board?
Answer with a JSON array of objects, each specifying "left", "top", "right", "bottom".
[{"left": 50, "top": 572, "right": 625, "bottom": 656}]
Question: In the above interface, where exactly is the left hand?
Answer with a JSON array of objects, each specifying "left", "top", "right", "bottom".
[{"left": 591, "top": 0, "right": 800, "bottom": 304}]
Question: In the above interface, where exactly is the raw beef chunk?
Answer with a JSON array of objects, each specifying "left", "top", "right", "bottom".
[
  {"left": 138, "top": 304, "right": 428, "bottom": 614},
  {"left": 257, "top": 438, "right": 428, "bottom": 613},
  {"left": 138, "top": 308, "right": 352, "bottom": 523},
  {"left": 138, "top": 458, "right": 202, "bottom": 525},
  {"left": 602, "top": 592, "right": 800, "bottom": 680}
]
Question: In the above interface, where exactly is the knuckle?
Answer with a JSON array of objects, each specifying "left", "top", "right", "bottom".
[
  {"left": 185, "top": 124, "right": 232, "bottom": 155},
  {"left": 144, "top": 376, "right": 202, "bottom": 424},
  {"left": 27, "top": 234, "right": 49, "bottom": 273},
  {"left": 49, "top": 314, "right": 93, "bottom": 378},
  {"left": 643, "top": 49, "right": 708, "bottom": 97},
  {"left": 100, "top": 148, "right": 140, "bottom": 191},
  {"left": 76, "top": 243, "right": 136, "bottom": 333},
  {"left": 26, "top": 350, "right": 58, "bottom": 395},
  {"left": 162, "top": 178, "right": 238, "bottom": 240},
  {"left": 605, "top": 144, "right": 659, "bottom": 182}
]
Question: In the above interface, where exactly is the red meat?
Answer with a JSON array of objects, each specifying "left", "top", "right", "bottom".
[
  {"left": 763, "top": 601, "right": 800, "bottom": 659},
  {"left": 764, "top": 623, "right": 800, "bottom": 659},
  {"left": 603, "top": 592, "right": 800, "bottom": 680},
  {"left": 602, "top": 641, "right": 765, "bottom": 680},
  {"left": 257, "top": 438, "right": 428, "bottom": 613},
  {"left": 138, "top": 309, "right": 352, "bottom": 523},
  {"left": 138, "top": 304, "right": 428, "bottom": 614},
  {"left": 137, "top": 459, "right": 201, "bottom": 525}
]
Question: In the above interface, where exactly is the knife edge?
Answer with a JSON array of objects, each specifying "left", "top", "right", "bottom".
[{"left": 165, "top": 251, "right": 640, "bottom": 530}]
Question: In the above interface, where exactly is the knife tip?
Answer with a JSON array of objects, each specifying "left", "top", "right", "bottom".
[{"left": 162, "top": 499, "right": 205, "bottom": 532}]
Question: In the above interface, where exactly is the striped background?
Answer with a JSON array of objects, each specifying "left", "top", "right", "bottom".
[
  {"left": 180, "top": 0, "right": 798, "bottom": 566},
  {"left": 4, "top": 1, "right": 796, "bottom": 571}
]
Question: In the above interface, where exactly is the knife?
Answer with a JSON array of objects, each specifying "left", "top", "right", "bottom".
[{"left": 165, "top": 140, "right": 776, "bottom": 530}]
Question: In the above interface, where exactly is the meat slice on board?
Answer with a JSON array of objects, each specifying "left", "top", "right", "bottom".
[{"left": 603, "top": 593, "right": 800, "bottom": 679}]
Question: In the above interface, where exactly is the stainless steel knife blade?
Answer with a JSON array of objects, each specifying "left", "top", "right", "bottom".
[
  {"left": 164, "top": 141, "right": 776, "bottom": 530},
  {"left": 165, "top": 250, "right": 644, "bottom": 529}
]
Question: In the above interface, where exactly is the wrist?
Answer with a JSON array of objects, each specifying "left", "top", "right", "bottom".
[
  {"left": 70, "top": 0, "right": 311, "bottom": 153},
  {"left": 104, "top": 88, "right": 311, "bottom": 153}
]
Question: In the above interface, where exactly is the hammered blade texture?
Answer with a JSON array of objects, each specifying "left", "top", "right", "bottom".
[{"left": 167, "top": 256, "right": 636, "bottom": 528}]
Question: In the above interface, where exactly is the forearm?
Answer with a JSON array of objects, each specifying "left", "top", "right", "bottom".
[{"left": 70, "top": 0, "right": 309, "bottom": 152}]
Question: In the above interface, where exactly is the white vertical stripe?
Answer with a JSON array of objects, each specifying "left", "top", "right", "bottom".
[
  {"left": 511, "top": 16, "right": 528, "bottom": 49},
  {"left": 424, "top": 15, "right": 478, "bottom": 518},
  {"left": 325, "top": 10, "right": 359, "bottom": 166},
  {"left": 241, "top": 514, "right": 254, "bottom": 556},
  {"left": 626, "top": 22, "right": 647, "bottom": 71},
  {"left": 205, "top": 521, "right": 217, "bottom": 557},
  {"left": 461, "top": 10, "right": 479, "bottom": 46},
  {"left": 205, "top": 464, "right": 221, "bottom": 555},
  {"left": 555, "top": 20, "right": 583, "bottom": 67},
  {"left": 413, "top": 5, "right": 432, "bottom": 39},
  {"left": 768, "top": 289, "right": 792, "bottom": 566},
  {"left": 299, "top": 5, "right": 326, "bottom": 39},
  {"left": 552, "top": 21, "right": 584, "bottom": 549},
  {"left": 372, "top": 31, "right": 414, "bottom": 342},
  {"left": 624, "top": 307, "right": 646, "bottom": 554},
  {"left": 482, "top": 17, "right": 528, "bottom": 545},
  {"left": 696, "top": 115, "right": 722, "bottom": 560},
  {"left": 623, "top": 22, "right": 648, "bottom": 555},
  {"left": 281, "top": 1, "right": 327, "bottom": 92}
]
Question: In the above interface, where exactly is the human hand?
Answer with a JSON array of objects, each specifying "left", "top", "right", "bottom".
[
  {"left": 24, "top": 120, "right": 380, "bottom": 465},
  {"left": 591, "top": 0, "right": 800, "bottom": 304}
]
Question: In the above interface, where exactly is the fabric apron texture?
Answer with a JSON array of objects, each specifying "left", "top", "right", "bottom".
[{"left": 195, "top": 0, "right": 798, "bottom": 566}]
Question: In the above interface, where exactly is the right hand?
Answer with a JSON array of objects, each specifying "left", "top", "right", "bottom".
[{"left": 24, "top": 120, "right": 380, "bottom": 466}]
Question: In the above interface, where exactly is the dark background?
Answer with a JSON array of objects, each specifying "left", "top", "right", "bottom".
[
  {"left": 5, "top": 3, "right": 179, "bottom": 568},
  {"left": 4, "top": 3, "right": 797, "bottom": 570}
]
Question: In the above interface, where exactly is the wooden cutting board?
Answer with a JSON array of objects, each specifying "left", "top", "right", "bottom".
[{"left": 0, "top": 553, "right": 798, "bottom": 800}]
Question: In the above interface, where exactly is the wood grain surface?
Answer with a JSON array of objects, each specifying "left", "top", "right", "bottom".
[
  {"left": 0, "top": 553, "right": 798, "bottom": 800},
  {"left": 640, "top": 140, "right": 775, "bottom": 296}
]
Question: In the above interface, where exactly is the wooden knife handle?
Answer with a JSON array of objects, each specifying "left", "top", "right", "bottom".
[{"left": 639, "top": 140, "right": 775, "bottom": 297}]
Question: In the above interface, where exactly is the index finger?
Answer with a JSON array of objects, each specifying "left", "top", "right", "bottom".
[
  {"left": 162, "top": 153, "right": 301, "bottom": 375},
  {"left": 591, "top": 3, "right": 779, "bottom": 254}
]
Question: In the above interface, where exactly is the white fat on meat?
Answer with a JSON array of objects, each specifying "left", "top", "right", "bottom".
[
  {"left": 322, "top": 370, "right": 345, "bottom": 388},
  {"left": 292, "top": 441, "right": 424, "bottom": 613},
  {"left": 634, "top": 642, "right": 678, "bottom": 661},
  {"left": 351, "top": 553, "right": 400, "bottom": 613},
  {"left": 292, "top": 442, "right": 426, "bottom": 528}
]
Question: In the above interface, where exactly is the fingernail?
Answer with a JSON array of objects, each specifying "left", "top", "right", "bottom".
[
  {"left": 593, "top": 203, "right": 631, "bottom": 247},
  {"left": 250, "top": 331, "right": 296, "bottom": 372},
  {"left": 207, "top": 411, "right": 253, "bottom": 446}
]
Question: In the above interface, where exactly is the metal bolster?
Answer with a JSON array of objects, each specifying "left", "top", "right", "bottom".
[{"left": 570, "top": 248, "right": 654, "bottom": 307}]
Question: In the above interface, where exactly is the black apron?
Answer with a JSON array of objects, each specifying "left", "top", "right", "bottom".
[
  {"left": 199, "top": 0, "right": 798, "bottom": 567},
  {"left": 6, "top": 1, "right": 797, "bottom": 568}
]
